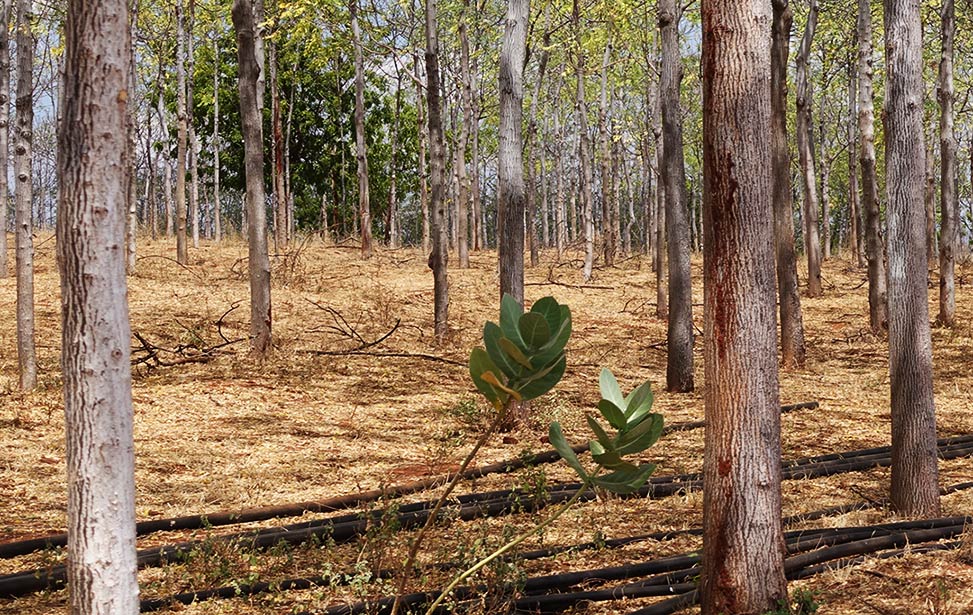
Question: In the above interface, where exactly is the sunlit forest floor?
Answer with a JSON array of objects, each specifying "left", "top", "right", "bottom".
[{"left": 1, "top": 234, "right": 972, "bottom": 614}]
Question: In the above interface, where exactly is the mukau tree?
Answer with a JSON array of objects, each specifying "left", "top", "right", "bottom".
[{"left": 700, "top": 0, "right": 787, "bottom": 612}]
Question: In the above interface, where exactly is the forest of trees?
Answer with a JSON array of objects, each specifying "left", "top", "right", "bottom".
[{"left": 3, "top": 0, "right": 972, "bottom": 613}]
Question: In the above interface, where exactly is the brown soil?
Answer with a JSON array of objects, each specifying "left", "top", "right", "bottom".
[{"left": 0, "top": 235, "right": 971, "bottom": 614}]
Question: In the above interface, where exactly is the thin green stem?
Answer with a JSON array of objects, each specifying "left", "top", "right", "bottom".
[
  {"left": 388, "top": 398, "right": 515, "bottom": 615},
  {"left": 422, "top": 475, "right": 596, "bottom": 615}
]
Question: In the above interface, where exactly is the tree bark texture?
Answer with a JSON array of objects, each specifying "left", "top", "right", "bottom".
[
  {"left": 498, "top": 0, "right": 528, "bottom": 305},
  {"left": 938, "top": 0, "right": 956, "bottom": 326},
  {"left": 659, "top": 0, "right": 694, "bottom": 392},
  {"left": 796, "top": 0, "right": 822, "bottom": 297},
  {"left": 0, "top": 0, "right": 8, "bottom": 279},
  {"left": 59, "top": 1, "right": 139, "bottom": 612},
  {"left": 232, "top": 0, "right": 273, "bottom": 356},
  {"left": 414, "top": 50, "right": 430, "bottom": 254},
  {"left": 125, "top": 10, "right": 138, "bottom": 275},
  {"left": 819, "top": 114, "right": 831, "bottom": 260},
  {"left": 15, "top": 0, "right": 35, "bottom": 390},
  {"left": 525, "top": 8, "right": 550, "bottom": 268},
  {"left": 858, "top": 0, "right": 888, "bottom": 333},
  {"left": 924, "top": 146, "right": 936, "bottom": 267},
  {"left": 426, "top": 0, "right": 449, "bottom": 340},
  {"left": 700, "top": 1, "right": 787, "bottom": 613},
  {"left": 175, "top": 0, "right": 188, "bottom": 264},
  {"left": 212, "top": 29, "right": 222, "bottom": 242},
  {"left": 455, "top": 0, "right": 472, "bottom": 266},
  {"left": 598, "top": 38, "right": 615, "bottom": 268},
  {"left": 883, "top": 0, "right": 940, "bottom": 518},
  {"left": 847, "top": 58, "right": 864, "bottom": 267},
  {"left": 270, "top": 36, "right": 287, "bottom": 250},
  {"left": 186, "top": 0, "right": 199, "bottom": 250},
  {"left": 351, "top": 0, "right": 372, "bottom": 258},
  {"left": 771, "top": 0, "right": 806, "bottom": 370}
]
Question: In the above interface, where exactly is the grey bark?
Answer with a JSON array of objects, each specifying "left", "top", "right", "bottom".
[
  {"left": 525, "top": 6, "right": 550, "bottom": 267},
  {"left": 796, "top": 0, "right": 822, "bottom": 296},
  {"left": 14, "top": 0, "right": 35, "bottom": 390},
  {"left": 884, "top": 0, "right": 940, "bottom": 517},
  {"left": 938, "top": 0, "right": 956, "bottom": 326},
  {"left": 924, "top": 145, "right": 936, "bottom": 267},
  {"left": 351, "top": 0, "right": 372, "bottom": 258},
  {"left": 859, "top": 0, "right": 888, "bottom": 333},
  {"left": 573, "top": 0, "right": 593, "bottom": 282},
  {"left": 771, "top": 0, "right": 806, "bottom": 369},
  {"left": 700, "top": 1, "right": 787, "bottom": 612},
  {"left": 232, "top": 0, "right": 273, "bottom": 356},
  {"left": 455, "top": 0, "right": 472, "bottom": 266},
  {"left": 187, "top": 0, "right": 199, "bottom": 249},
  {"left": 175, "top": 0, "right": 188, "bottom": 264},
  {"left": 59, "top": 2, "right": 139, "bottom": 612},
  {"left": 0, "top": 0, "right": 9, "bottom": 278},
  {"left": 269, "top": 34, "right": 287, "bottom": 250},
  {"left": 847, "top": 58, "right": 863, "bottom": 267},
  {"left": 498, "top": 0, "right": 528, "bottom": 304},
  {"left": 659, "top": 0, "right": 693, "bottom": 392},
  {"left": 426, "top": 0, "right": 449, "bottom": 340},
  {"left": 597, "top": 37, "right": 615, "bottom": 267},
  {"left": 212, "top": 28, "right": 221, "bottom": 242}
]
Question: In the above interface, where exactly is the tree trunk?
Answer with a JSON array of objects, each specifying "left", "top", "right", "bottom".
[
  {"left": 924, "top": 146, "right": 936, "bottom": 268},
  {"left": 414, "top": 50, "right": 430, "bottom": 254},
  {"left": 659, "top": 0, "right": 693, "bottom": 392},
  {"left": 540, "top": 114, "right": 550, "bottom": 249},
  {"left": 655, "top": 93, "right": 667, "bottom": 321},
  {"left": 0, "top": 0, "right": 9, "bottom": 279},
  {"left": 598, "top": 37, "right": 615, "bottom": 268},
  {"left": 59, "top": 3, "right": 139, "bottom": 612},
  {"left": 351, "top": 0, "right": 372, "bottom": 258},
  {"left": 212, "top": 28, "right": 221, "bottom": 243},
  {"left": 859, "top": 0, "right": 888, "bottom": 333},
  {"left": 700, "top": 2, "right": 787, "bottom": 612},
  {"left": 847, "top": 57, "right": 863, "bottom": 267},
  {"left": 14, "top": 0, "right": 35, "bottom": 390},
  {"left": 938, "top": 0, "right": 956, "bottom": 326},
  {"left": 269, "top": 34, "right": 287, "bottom": 251},
  {"left": 498, "top": 0, "right": 528, "bottom": 304},
  {"left": 554, "top": 107, "right": 565, "bottom": 254},
  {"left": 232, "top": 0, "right": 272, "bottom": 356},
  {"left": 126, "top": 8, "right": 138, "bottom": 275},
  {"left": 387, "top": 71, "right": 402, "bottom": 248},
  {"left": 455, "top": 0, "right": 472, "bottom": 266},
  {"left": 573, "top": 0, "right": 593, "bottom": 282},
  {"left": 175, "top": 0, "right": 188, "bottom": 264},
  {"left": 796, "top": 0, "right": 821, "bottom": 296},
  {"left": 883, "top": 0, "right": 940, "bottom": 518},
  {"left": 187, "top": 0, "right": 200, "bottom": 250},
  {"left": 426, "top": 0, "right": 449, "bottom": 340},
  {"left": 525, "top": 7, "right": 550, "bottom": 268},
  {"left": 771, "top": 0, "right": 806, "bottom": 370},
  {"left": 819, "top": 115, "right": 831, "bottom": 260}
]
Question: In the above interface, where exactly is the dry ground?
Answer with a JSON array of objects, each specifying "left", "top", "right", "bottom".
[{"left": 0, "top": 234, "right": 972, "bottom": 615}]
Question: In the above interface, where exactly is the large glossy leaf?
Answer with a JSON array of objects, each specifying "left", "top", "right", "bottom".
[
  {"left": 616, "top": 413, "right": 664, "bottom": 456},
  {"left": 519, "top": 313, "right": 551, "bottom": 350},
  {"left": 499, "top": 337, "right": 533, "bottom": 369},
  {"left": 484, "top": 322, "right": 520, "bottom": 379},
  {"left": 516, "top": 355, "right": 566, "bottom": 401},
  {"left": 599, "top": 369, "right": 625, "bottom": 410},
  {"left": 623, "top": 381, "right": 654, "bottom": 421},
  {"left": 481, "top": 371, "right": 522, "bottom": 401},
  {"left": 585, "top": 415, "right": 616, "bottom": 450},
  {"left": 592, "top": 464, "right": 656, "bottom": 495},
  {"left": 597, "top": 399, "right": 627, "bottom": 430},
  {"left": 469, "top": 347, "right": 504, "bottom": 406},
  {"left": 549, "top": 422, "right": 587, "bottom": 480},
  {"left": 529, "top": 296, "right": 565, "bottom": 335},
  {"left": 499, "top": 294, "right": 527, "bottom": 352},
  {"left": 590, "top": 441, "right": 627, "bottom": 469}
]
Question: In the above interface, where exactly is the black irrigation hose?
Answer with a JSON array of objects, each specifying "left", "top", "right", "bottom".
[
  {"left": 0, "top": 402, "right": 819, "bottom": 561},
  {"left": 3, "top": 431, "right": 969, "bottom": 601}
]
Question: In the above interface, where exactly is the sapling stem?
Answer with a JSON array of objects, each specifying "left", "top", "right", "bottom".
[
  {"left": 388, "top": 398, "right": 516, "bottom": 615},
  {"left": 422, "top": 474, "right": 597, "bottom": 615}
]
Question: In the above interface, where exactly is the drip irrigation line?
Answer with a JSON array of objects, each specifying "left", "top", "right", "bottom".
[
  {"left": 2, "top": 433, "right": 969, "bottom": 601},
  {"left": 0, "top": 402, "right": 818, "bottom": 561}
]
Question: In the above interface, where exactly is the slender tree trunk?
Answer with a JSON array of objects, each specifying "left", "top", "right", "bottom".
[
  {"left": 540, "top": 114, "right": 550, "bottom": 249},
  {"left": 59, "top": 3, "right": 139, "bottom": 612},
  {"left": 525, "top": 7, "right": 550, "bottom": 268},
  {"left": 144, "top": 110, "right": 157, "bottom": 240},
  {"left": 771, "top": 0, "right": 806, "bottom": 369},
  {"left": 0, "top": 0, "right": 9, "bottom": 279},
  {"left": 573, "top": 0, "right": 593, "bottom": 282},
  {"left": 924, "top": 145, "right": 936, "bottom": 268},
  {"left": 426, "top": 0, "right": 449, "bottom": 340},
  {"left": 700, "top": 2, "right": 786, "bottom": 612},
  {"left": 269, "top": 34, "right": 286, "bottom": 251},
  {"left": 847, "top": 57, "right": 863, "bottom": 267},
  {"left": 232, "top": 0, "right": 272, "bottom": 356},
  {"left": 938, "top": 0, "right": 956, "bottom": 326},
  {"left": 859, "top": 0, "right": 888, "bottom": 333},
  {"left": 598, "top": 36, "right": 615, "bottom": 268},
  {"left": 187, "top": 0, "right": 200, "bottom": 250},
  {"left": 175, "top": 0, "right": 188, "bottom": 264},
  {"left": 659, "top": 0, "right": 693, "bottom": 392},
  {"left": 455, "top": 0, "right": 472, "bottom": 266},
  {"left": 212, "top": 28, "right": 222, "bottom": 242},
  {"left": 414, "top": 50, "right": 430, "bottom": 254},
  {"left": 641, "top": 133, "right": 654, "bottom": 257},
  {"left": 796, "top": 0, "right": 821, "bottom": 296},
  {"left": 554, "top": 107, "right": 565, "bottom": 254},
  {"left": 498, "top": 0, "right": 528, "bottom": 304},
  {"left": 14, "top": 0, "right": 35, "bottom": 390},
  {"left": 819, "top": 115, "right": 831, "bottom": 259},
  {"left": 387, "top": 71, "right": 402, "bottom": 248},
  {"left": 155, "top": 84, "right": 174, "bottom": 239},
  {"left": 884, "top": 0, "right": 940, "bottom": 518},
  {"left": 351, "top": 0, "right": 371, "bottom": 258},
  {"left": 655, "top": 93, "right": 667, "bottom": 321},
  {"left": 126, "top": 8, "right": 138, "bottom": 275}
]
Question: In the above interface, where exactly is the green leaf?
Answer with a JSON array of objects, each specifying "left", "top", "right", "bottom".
[
  {"left": 529, "top": 296, "right": 565, "bottom": 335},
  {"left": 591, "top": 464, "right": 656, "bottom": 495},
  {"left": 529, "top": 308, "right": 572, "bottom": 369},
  {"left": 616, "top": 414, "right": 664, "bottom": 456},
  {"left": 499, "top": 294, "right": 527, "bottom": 352},
  {"left": 484, "top": 322, "right": 520, "bottom": 379},
  {"left": 516, "top": 355, "right": 566, "bottom": 401},
  {"left": 623, "top": 381, "right": 654, "bottom": 421},
  {"left": 549, "top": 422, "right": 587, "bottom": 480},
  {"left": 585, "top": 414, "right": 615, "bottom": 450},
  {"left": 599, "top": 369, "right": 625, "bottom": 410},
  {"left": 518, "top": 313, "right": 551, "bottom": 349},
  {"left": 597, "top": 399, "right": 627, "bottom": 430},
  {"left": 499, "top": 337, "right": 533, "bottom": 370},
  {"left": 590, "top": 442, "right": 627, "bottom": 469},
  {"left": 481, "top": 371, "right": 523, "bottom": 402},
  {"left": 469, "top": 347, "right": 503, "bottom": 406}
]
